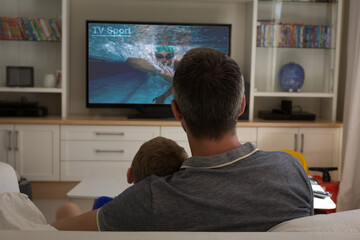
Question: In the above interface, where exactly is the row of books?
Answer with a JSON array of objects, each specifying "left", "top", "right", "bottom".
[
  {"left": 257, "top": 21, "right": 334, "bottom": 49},
  {"left": 0, "top": 16, "right": 61, "bottom": 41}
]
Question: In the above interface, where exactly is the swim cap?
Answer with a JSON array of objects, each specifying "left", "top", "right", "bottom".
[{"left": 155, "top": 45, "right": 174, "bottom": 54}]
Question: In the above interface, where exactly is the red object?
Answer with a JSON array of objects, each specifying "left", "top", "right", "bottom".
[{"left": 313, "top": 175, "right": 340, "bottom": 214}]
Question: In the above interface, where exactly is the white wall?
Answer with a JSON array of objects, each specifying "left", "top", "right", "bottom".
[{"left": 68, "top": 0, "right": 248, "bottom": 116}]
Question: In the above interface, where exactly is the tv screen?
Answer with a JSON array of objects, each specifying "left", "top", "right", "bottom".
[{"left": 86, "top": 21, "right": 231, "bottom": 118}]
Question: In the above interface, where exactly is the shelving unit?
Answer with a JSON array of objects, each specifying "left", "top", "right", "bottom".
[
  {"left": 248, "top": 0, "right": 343, "bottom": 122},
  {"left": 0, "top": 0, "right": 69, "bottom": 117}
]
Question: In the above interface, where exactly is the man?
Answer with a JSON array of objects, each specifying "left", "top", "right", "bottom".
[
  {"left": 126, "top": 45, "right": 180, "bottom": 103},
  {"left": 52, "top": 48, "right": 313, "bottom": 231}
]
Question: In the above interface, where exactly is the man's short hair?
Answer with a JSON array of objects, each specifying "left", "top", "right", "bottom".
[
  {"left": 172, "top": 47, "right": 245, "bottom": 140},
  {"left": 131, "top": 137, "right": 188, "bottom": 183}
]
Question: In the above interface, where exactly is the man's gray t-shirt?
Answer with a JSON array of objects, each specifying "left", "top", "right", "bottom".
[{"left": 97, "top": 142, "right": 313, "bottom": 231}]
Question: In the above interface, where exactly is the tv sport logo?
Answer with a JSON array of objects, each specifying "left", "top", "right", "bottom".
[{"left": 91, "top": 26, "right": 131, "bottom": 37}]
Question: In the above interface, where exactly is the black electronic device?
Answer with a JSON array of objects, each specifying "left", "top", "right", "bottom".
[
  {"left": 0, "top": 99, "right": 48, "bottom": 117},
  {"left": 259, "top": 100, "right": 315, "bottom": 121},
  {"left": 258, "top": 110, "right": 316, "bottom": 121},
  {"left": 281, "top": 100, "right": 292, "bottom": 114},
  {"left": 86, "top": 20, "right": 232, "bottom": 119},
  {"left": 309, "top": 176, "right": 332, "bottom": 199}
]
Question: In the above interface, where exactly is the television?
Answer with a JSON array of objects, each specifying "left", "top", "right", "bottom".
[{"left": 86, "top": 21, "right": 231, "bottom": 118}]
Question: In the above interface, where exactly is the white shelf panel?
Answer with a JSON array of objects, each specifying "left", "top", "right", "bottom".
[
  {"left": 253, "top": 92, "right": 335, "bottom": 98},
  {"left": 0, "top": 87, "right": 63, "bottom": 93}
]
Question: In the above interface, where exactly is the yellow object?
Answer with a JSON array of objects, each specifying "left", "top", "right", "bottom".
[{"left": 282, "top": 150, "right": 309, "bottom": 175}]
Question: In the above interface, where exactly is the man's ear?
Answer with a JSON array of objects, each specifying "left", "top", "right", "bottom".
[
  {"left": 238, "top": 95, "right": 246, "bottom": 117},
  {"left": 127, "top": 168, "right": 134, "bottom": 184},
  {"left": 171, "top": 100, "right": 182, "bottom": 121}
]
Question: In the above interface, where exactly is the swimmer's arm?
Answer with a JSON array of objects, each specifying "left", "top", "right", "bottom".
[
  {"left": 126, "top": 57, "right": 157, "bottom": 73},
  {"left": 126, "top": 57, "right": 173, "bottom": 82},
  {"left": 51, "top": 209, "right": 99, "bottom": 231},
  {"left": 158, "top": 70, "right": 173, "bottom": 83}
]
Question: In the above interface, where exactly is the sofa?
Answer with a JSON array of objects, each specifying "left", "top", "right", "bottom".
[{"left": 0, "top": 162, "right": 359, "bottom": 239}]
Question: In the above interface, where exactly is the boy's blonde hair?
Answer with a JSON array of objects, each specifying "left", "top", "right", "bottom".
[{"left": 131, "top": 137, "right": 188, "bottom": 183}]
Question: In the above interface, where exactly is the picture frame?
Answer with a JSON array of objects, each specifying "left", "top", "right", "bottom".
[{"left": 6, "top": 66, "right": 34, "bottom": 87}]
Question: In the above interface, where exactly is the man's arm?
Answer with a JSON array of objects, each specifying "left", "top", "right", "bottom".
[{"left": 51, "top": 209, "right": 99, "bottom": 231}]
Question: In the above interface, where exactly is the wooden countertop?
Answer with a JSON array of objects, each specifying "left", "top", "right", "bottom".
[{"left": 0, "top": 115, "right": 343, "bottom": 128}]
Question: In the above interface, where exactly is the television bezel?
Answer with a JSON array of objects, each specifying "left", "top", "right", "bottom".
[{"left": 86, "top": 20, "right": 232, "bottom": 117}]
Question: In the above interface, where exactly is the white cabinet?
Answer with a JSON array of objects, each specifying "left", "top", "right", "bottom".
[
  {"left": 236, "top": 127, "right": 257, "bottom": 145},
  {"left": 0, "top": 124, "right": 16, "bottom": 167},
  {"left": 161, "top": 126, "right": 258, "bottom": 157},
  {"left": 60, "top": 125, "right": 161, "bottom": 181},
  {"left": 257, "top": 127, "right": 341, "bottom": 181},
  {"left": 0, "top": 124, "right": 59, "bottom": 181},
  {"left": 160, "top": 126, "right": 191, "bottom": 156}
]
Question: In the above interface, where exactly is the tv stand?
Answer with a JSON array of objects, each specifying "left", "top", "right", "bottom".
[{"left": 128, "top": 106, "right": 174, "bottom": 119}]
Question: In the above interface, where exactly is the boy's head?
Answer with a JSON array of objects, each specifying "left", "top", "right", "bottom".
[
  {"left": 127, "top": 137, "right": 188, "bottom": 184},
  {"left": 172, "top": 47, "right": 245, "bottom": 140}
]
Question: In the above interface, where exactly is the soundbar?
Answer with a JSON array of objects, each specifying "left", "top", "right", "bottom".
[
  {"left": 0, "top": 107, "right": 48, "bottom": 117},
  {"left": 259, "top": 111, "right": 316, "bottom": 121},
  {"left": 0, "top": 100, "right": 48, "bottom": 117}
]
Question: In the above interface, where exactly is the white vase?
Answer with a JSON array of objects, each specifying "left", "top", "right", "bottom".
[{"left": 43, "top": 74, "right": 56, "bottom": 88}]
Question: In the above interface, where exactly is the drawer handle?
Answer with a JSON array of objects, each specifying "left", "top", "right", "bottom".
[
  {"left": 14, "top": 131, "right": 19, "bottom": 151},
  {"left": 95, "top": 149, "right": 125, "bottom": 153},
  {"left": 95, "top": 132, "right": 125, "bottom": 136},
  {"left": 300, "top": 133, "right": 304, "bottom": 153},
  {"left": 7, "top": 131, "right": 12, "bottom": 151},
  {"left": 294, "top": 133, "right": 298, "bottom": 152}
]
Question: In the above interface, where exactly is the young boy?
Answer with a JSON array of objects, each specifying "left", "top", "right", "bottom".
[
  {"left": 55, "top": 136, "right": 188, "bottom": 219},
  {"left": 127, "top": 136, "right": 189, "bottom": 184}
]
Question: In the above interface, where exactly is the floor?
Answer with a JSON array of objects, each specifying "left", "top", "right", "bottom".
[{"left": 33, "top": 198, "right": 94, "bottom": 224}]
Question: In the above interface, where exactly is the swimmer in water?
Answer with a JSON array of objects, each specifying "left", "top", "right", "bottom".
[{"left": 126, "top": 45, "right": 180, "bottom": 104}]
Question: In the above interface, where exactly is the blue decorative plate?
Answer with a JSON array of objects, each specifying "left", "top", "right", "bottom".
[{"left": 279, "top": 62, "right": 305, "bottom": 92}]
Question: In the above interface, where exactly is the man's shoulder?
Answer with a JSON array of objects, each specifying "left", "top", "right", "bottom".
[{"left": 251, "top": 148, "right": 299, "bottom": 163}]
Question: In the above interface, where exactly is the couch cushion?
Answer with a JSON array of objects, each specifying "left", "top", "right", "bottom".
[
  {"left": 0, "top": 192, "right": 56, "bottom": 230},
  {"left": 268, "top": 209, "right": 360, "bottom": 232}
]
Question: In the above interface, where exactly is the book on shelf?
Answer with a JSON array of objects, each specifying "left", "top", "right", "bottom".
[
  {"left": 257, "top": 20, "right": 332, "bottom": 49},
  {"left": 29, "top": 18, "right": 41, "bottom": 41},
  {"left": 23, "top": 17, "right": 36, "bottom": 41},
  {"left": 280, "top": 22, "right": 304, "bottom": 48},
  {"left": 18, "top": 18, "right": 29, "bottom": 40},
  {"left": 39, "top": 18, "right": 51, "bottom": 40},
  {"left": 6, "top": 17, "right": 23, "bottom": 40},
  {"left": 0, "top": 18, "right": 6, "bottom": 40},
  {"left": 0, "top": 16, "right": 61, "bottom": 41},
  {"left": 44, "top": 19, "right": 57, "bottom": 40},
  {"left": 1, "top": 17, "right": 12, "bottom": 40},
  {"left": 48, "top": 18, "right": 61, "bottom": 40}
]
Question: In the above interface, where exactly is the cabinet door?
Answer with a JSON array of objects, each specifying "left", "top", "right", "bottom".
[
  {"left": 257, "top": 127, "right": 342, "bottom": 181},
  {"left": 300, "top": 128, "right": 341, "bottom": 181},
  {"left": 60, "top": 125, "right": 160, "bottom": 181},
  {"left": 236, "top": 127, "right": 257, "bottom": 145},
  {"left": 15, "top": 124, "right": 60, "bottom": 181},
  {"left": 257, "top": 127, "right": 299, "bottom": 151},
  {"left": 0, "top": 124, "right": 15, "bottom": 167},
  {"left": 161, "top": 126, "right": 258, "bottom": 156},
  {"left": 160, "top": 126, "right": 191, "bottom": 156}
]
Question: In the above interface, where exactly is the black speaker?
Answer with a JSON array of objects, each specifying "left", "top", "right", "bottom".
[
  {"left": 281, "top": 100, "right": 292, "bottom": 114},
  {"left": 6, "top": 66, "right": 34, "bottom": 87}
]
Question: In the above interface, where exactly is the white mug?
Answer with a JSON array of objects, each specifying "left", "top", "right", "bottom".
[{"left": 43, "top": 74, "right": 56, "bottom": 88}]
